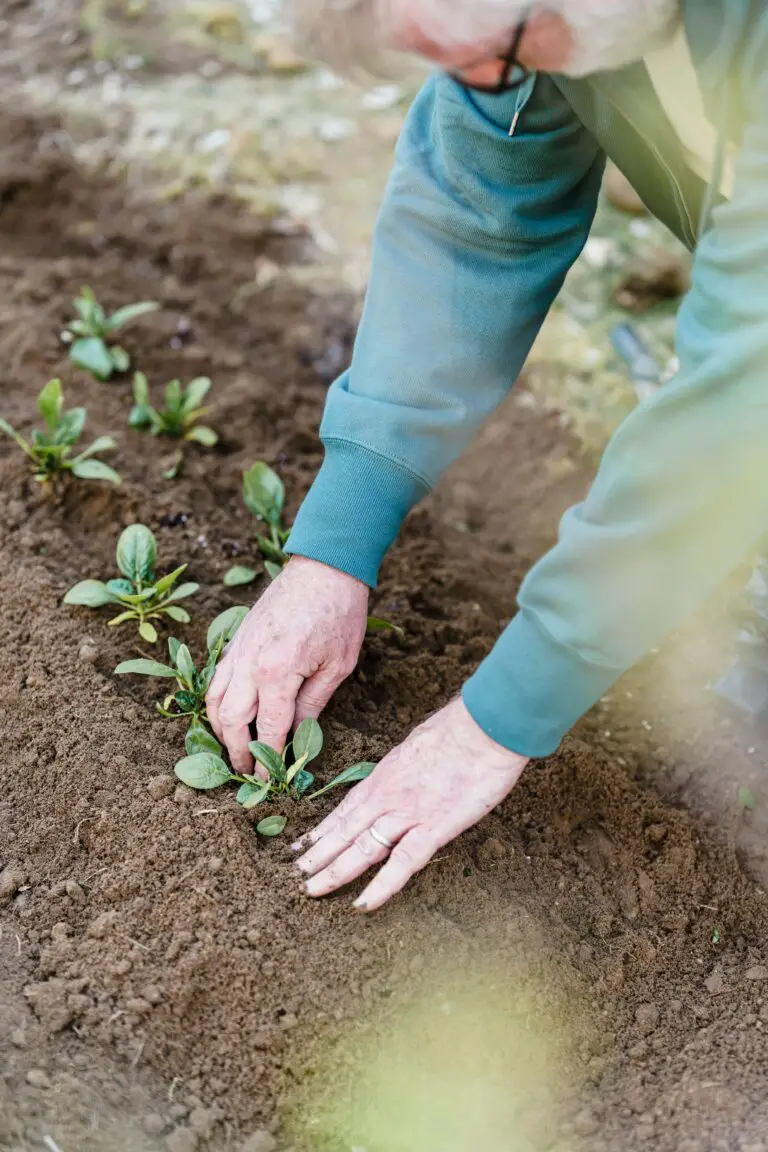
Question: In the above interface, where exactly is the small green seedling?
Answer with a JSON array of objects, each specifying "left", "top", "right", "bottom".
[
  {"left": 224, "top": 462, "right": 289, "bottom": 586},
  {"left": 114, "top": 605, "right": 249, "bottom": 723},
  {"left": 61, "top": 287, "right": 159, "bottom": 380},
  {"left": 64, "top": 524, "right": 199, "bottom": 643},
  {"left": 114, "top": 615, "right": 375, "bottom": 838},
  {"left": 0, "top": 378, "right": 120, "bottom": 487},
  {"left": 175, "top": 716, "right": 376, "bottom": 837},
  {"left": 129, "top": 374, "right": 218, "bottom": 473},
  {"left": 222, "top": 462, "right": 404, "bottom": 640}
]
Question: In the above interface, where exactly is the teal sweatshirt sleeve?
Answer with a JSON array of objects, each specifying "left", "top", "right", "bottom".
[
  {"left": 287, "top": 73, "right": 605, "bottom": 583},
  {"left": 465, "top": 59, "right": 768, "bottom": 756}
]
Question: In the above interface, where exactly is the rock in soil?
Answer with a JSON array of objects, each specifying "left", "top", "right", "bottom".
[
  {"left": 147, "top": 774, "right": 176, "bottom": 799},
  {"left": 23, "top": 980, "right": 73, "bottom": 1033},
  {"left": 0, "top": 864, "right": 26, "bottom": 901}
]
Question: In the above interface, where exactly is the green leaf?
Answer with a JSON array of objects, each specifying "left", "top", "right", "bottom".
[
  {"left": 132, "top": 372, "right": 150, "bottom": 405},
  {"left": 265, "top": 561, "right": 283, "bottom": 581},
  {"left": 164, "top": 605, "right": 190, "bottom": 623},
  {"left": 243, "top": 462, "right": 284, "bottom": 525},
  {"left": 739, "top": 784, "right": 757, "bottom": 811},
  {"left": 37, "top": 379, "right": 63, "bottom": 431},
  {"left": 293, "top": 769, "right": 314, "bottom": 796},
  {"left": 107, "top": 301, "right": 159, "bottom": 332},
  {"left": 168, "top": 637, "right": 181, "bottom": 664},
  {"left": 174, "top": 644, "right": 196, "bottom": 686},
  {"left": 69, "top": 337, "right": 114, "bottom": 380},
  {"left": 174, "top": 752, "right": 232, "bottom": 790},
  {"left": 107, "top": 610, "right": 138, "bottom": 627},
  {"left": 54, "top": 407, "right": 87, "bottom": 446},
  {"left": 248, "top": 741, "right": 285, "bottom": 780},
  {"left": 71, "top": 459, "right": 122, "bottom": 486},
  {"left": 139, "top": 620, "right": 158, "bottom": 643},
  {"left": 165, "top": 582, "right": 199, "bottom": 603},
  {"left": 257, "top": 536, "right": 287, "bottom": 564},
  {"left": 175, "top": 690, "right": 198, "bottom": 712},
  {"left": 292, "top": 718, "right": 323, "bottom": 765},
  {"left": 307, "top": 762, "right": 376, "bottom": 800},
  {"left": 0, "top": 417, "right": 34, "bottom": 458},
  {"left": 152, "top": 565, "right": 188, "bottom": 597},
  {"left": 237, "top": 778, "right": 271, "bottom": 810},
  {"left": 114, "top": 658, "right": 176, "bottom": 677},
  {"left": 162, "top": 450, "right": 184, "bottom": 480},
  {"left": 73, "top": 289, "right": 99, "bottom": 328},
  {"left": 64, "top": 579, "right": 116, "bottom": 608},
  {"left": 165, "top": 379, "right": 183, "bottom": 412},
  {"left": 115, "top": 587, "right": 155, "bottom": 605},
  {"left": 366, "top": 615, "right": 405, "bottom": 639},
  {"left": 117, "top": 524, "right": 157, "bottom": 583},
  {"left": 256, "top": 815, "right": 287, "bottom": 837},
  {"left": 195, "top": 663, "right": 217, "bottom": 695},
  {"left": 185, "top": 424, "right": 218, "bottom": 447},
  {"left": 223, "top": 566, "right": 258, "bottom": 587},
  {"left": 129, "top": 404, "right": 154, "bottom": 430},
  {"left": 182, "top": 376, "right": 212, "bottom": 413},
  {"left": 207, "top": 605, "right": 249, "bottom": 653},
  {"left": 106, "top": 578, "right": 134, "bottom": 598},
  {"left": 185, "top": 725, "right": 223, "bottom": 757},
  {"left": 110, "top": 346, "right": 131, "bottom": 373},
  {"left": 73, "top": 435, "right": 117, "bottom": 462}
]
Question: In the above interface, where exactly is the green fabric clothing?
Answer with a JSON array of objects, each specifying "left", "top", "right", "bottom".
[{"left": 287, "top": 2, "right": 768, "bottom": 757}]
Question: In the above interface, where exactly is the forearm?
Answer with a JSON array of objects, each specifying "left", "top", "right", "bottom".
[
  {"left": 288, "top": 73, "right": 604, "bottom": 587},
  {"left": 465, "top": 65, "right": 768, "bottom": 756}
]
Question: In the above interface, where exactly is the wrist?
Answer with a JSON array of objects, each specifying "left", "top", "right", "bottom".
[
  {"left": 286, "top": 554, "right": 370, "bottom": 596},
  {"left": 449, "top": 696, "right": 530, "bottom": 775}
]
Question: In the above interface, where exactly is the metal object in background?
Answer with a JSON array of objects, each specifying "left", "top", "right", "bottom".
[
  {"left": 609, "top": 322, "right": 663, "bottom": 401},
  {"left": 609, "top": 322, "right": 768, "bottom": 723}
]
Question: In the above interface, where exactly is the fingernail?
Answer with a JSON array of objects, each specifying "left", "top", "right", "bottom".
[
  {"left": 290, "top": 841, "right": 304, "bottom": 853},
  {"left": 353, "top": 899, "right": 367, "bottom": 911}
]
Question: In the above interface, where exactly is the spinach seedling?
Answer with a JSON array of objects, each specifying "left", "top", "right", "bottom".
[
  {"left": 115, "top": 620, "right": 375, "bottom": 838},
  {"left": 174, "top": 716, "right": 376, "bottom": 836},
  {"left": 224, "top": 462, "right": 289, "bottom": 586},
  {"left": 222, "top": 463, "right": 405, "bottom": 640},
  {"left": 65, "top": 524, "right": 200, "bottom": 643},
  {"left": 0, "top": 378, "right": 121, "bottom": 487},
  {"left": 129, "top": 373, "right": 218, "bottom": 469},
  {"left": 61, "top": 287, "right": 159, "bottom": 380},
  {"left": 114, "top": 606, "right": 249, "bottom": 723}
]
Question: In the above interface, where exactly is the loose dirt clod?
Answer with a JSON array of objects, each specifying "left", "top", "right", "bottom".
[{"left": 0, "top": 865, "right": 26, "bottom": 901}]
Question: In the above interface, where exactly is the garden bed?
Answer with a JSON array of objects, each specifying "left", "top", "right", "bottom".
[{"left": 2, "top": 109, "right": 768, "bottom": 1152}]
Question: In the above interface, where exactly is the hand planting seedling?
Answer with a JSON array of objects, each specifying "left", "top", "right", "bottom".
[
  {"left": 113, "top": 620, "right": 375, "bottom": 838},
  {"left": 222, "top": 462, "right": 404, "bottom": 639},
  {"left": 64, "top": 523, "right": 199, "bottom": 643},
  {"left": 114, "top": 605, "right": 248, "bottom": 724},
  {"left": 61, "top": 287, "right": 159, "bottom": 380},
  {"left": 129, "top": 374, "right": 218, "bottom": 478},
  {"left": 173, "top": 716, "right": 375, "bottom": 837},
  {"left": 0, "top": 378, "right": 121, "bottom": 487}
]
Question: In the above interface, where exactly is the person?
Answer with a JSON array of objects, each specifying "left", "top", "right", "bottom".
[{"left": 208, "top": 0, "right": 768, "bottom": 911}]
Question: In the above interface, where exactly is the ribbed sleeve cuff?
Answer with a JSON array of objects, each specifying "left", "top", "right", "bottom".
[
  {"left": 285, "top": 439, "right": 430, "bottom": 588},
  {"left": 462, "top": 609, "right": 622, "bottom": 758}
]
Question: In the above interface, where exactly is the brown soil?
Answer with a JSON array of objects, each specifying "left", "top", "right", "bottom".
[{"left": 3, "top": 107, "right": 768, "bottom": 1152}]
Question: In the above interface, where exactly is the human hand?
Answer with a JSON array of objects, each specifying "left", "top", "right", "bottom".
[
  {"left": 206, "top": 556, "right": 369, "bottom": 775},
  {"left": 294, "top": 696, "right": 529, "bottom": 911}
]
